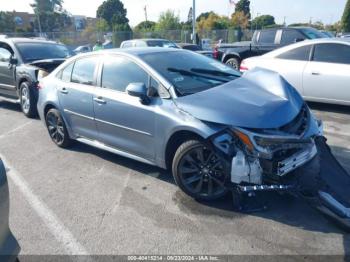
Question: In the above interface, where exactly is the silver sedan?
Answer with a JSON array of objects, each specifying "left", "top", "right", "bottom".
[{"left": 241, "top": 38, "right": 350, "bottom": 106}]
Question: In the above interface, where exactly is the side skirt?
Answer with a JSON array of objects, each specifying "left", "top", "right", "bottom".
[{"left": 76, "top": 137, "right": 156, "bottom": 166}]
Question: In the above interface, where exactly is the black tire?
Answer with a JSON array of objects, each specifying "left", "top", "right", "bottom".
[
  {"left": 172, "top": 140, "right": 228, "bottom": 201},
  {"left": 20, "top": 81, "right": 37, "bottom": 118},
  {"left": 225, "top": 57, "right": 240, "bottom": 70},
  {"left": 45, "top": 108, "right": 72, "bottom": 148}
]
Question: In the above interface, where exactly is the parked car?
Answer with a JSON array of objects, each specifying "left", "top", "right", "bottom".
[
  {"left": 73, "top": 45, "right": 91, "bottom": 54},
  {"left": 120, "top": 39, "right": 179, "bottom": 49},
  {"left": 240, "top": 38, "right": 350, "bottom": 106},
  {"left": 0, "top": 37, "right": 70, "bottom": 117},
  {"left": 217, "top": 27, "right": 326, "bottom": 70},
  {"left": 36, "top": 48, "right": 350, "bottom": 230},
  {"left": 0, "top": 159, "right": 20, "bottom": 261},
  {"left": 176, "top": 43, "right": 214, "bottom": 58}
]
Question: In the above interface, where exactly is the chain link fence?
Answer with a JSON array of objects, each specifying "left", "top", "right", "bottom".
[{"left": 3, "top": 29, "right": 254, "bottom": 50}]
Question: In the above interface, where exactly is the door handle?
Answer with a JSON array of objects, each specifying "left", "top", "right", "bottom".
[
  {"left": 60, "top": 87, "right": 68, "bottom": 94},
  {"left": 311, "top": 71, "right": 320, "bottom": 76},
  {"left": 94, "top": 97, "right": 106, "bottom": 104}
]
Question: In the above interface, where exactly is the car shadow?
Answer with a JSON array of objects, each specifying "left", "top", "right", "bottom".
[
  {"left": 67, "top": 142, "right": 350, "bottom": 250},
  {"left": 307, "top": 101, "right": 350, "bottom": 115},
  {"left": 0, "top": 100, "right": 21, "bottom": 112}
]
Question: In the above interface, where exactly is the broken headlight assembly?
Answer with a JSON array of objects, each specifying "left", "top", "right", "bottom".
[{"left": 210, "top": 105, "right": 321, "bottom": 186}]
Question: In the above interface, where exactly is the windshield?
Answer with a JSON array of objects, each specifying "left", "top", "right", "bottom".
[
  {"left": 146, "top": 40, "right": 178, "bottom": 48},
  {"left": 16, "top": 42, "right": 71, "bottom": 63},
  {"left": 140, "top": 51, "right": 240, "bottom": 96},
  {"left": 300, "top": 28, "right": 327, "bottom": 39}
]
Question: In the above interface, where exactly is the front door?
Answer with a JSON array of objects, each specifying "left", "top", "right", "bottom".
[
  {"left": 0, "top": 45, "right": 16, "bottom": 98},
  {"left": 93, "top": 55, "right": 156, "bottom": 161},
  {"left": 57, "top": 57, "right": 99, "bottom": 140}
]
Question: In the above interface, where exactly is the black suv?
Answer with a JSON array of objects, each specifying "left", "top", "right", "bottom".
[
  {"left": 0, "top": 37, "right": 70, "bottom": 117},
  {"left": 217, "top": 27, "right": 327, "bottom": 70}
]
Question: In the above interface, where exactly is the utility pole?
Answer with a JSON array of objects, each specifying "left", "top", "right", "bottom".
[
  {"left": 144, "top": 5, "right": 148, "bottom": 22},
  {"left": 192, "top": 0, "right": 196, "bottom": 44}
]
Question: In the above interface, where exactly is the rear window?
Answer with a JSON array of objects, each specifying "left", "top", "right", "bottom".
[
  {"left": 277, "top": 45, "right": 312, "bottom": 61},
  {"left": 71, "top": 57, "right": 98, "bottom": 85}
]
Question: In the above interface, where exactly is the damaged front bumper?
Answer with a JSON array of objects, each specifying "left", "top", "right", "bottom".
[{"left": 208, "top": 117, "right": 350, "bottom": 230}]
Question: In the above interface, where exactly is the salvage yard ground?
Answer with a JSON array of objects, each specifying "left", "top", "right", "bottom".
[{"left": 0, "top": 100, "right": 349, "bottom": 256}]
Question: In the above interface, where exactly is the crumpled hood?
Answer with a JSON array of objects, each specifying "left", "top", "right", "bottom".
[{"left": 174, "top": 68, "right": 304, "bottom": 129}]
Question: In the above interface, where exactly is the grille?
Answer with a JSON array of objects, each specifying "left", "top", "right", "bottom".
[{"left": 278, "top": 105, "right": 309, "bottom": 136}]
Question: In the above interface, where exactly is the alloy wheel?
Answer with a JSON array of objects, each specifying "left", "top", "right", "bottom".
[
  {"left": 46, "top": 112, "right": 65, "bottom": 145},
  {"left": 21, "top": 86, "right": 30, "bottom": 114},
  {"left": 178, "top": 145, "right": 227, "bottom": 198}
]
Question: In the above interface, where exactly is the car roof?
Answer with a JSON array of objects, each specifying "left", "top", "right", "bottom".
[
  {"left": 262, "top": 38, "right": 350, "bottom": 58},
  {"left": 123, "top": 38, "right": 171, "bottom": 42},
  {"left": 82, "top": 47, "right": 181, "bottom": 57},
  {"left": 1, "top": 37, "right": 60, "bottom": 45}
]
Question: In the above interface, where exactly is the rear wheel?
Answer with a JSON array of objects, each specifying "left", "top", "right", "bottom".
[
  {"left": 45, "top": 108, "right": 72, "bottom": 148},
  {"left": 225, "top": 57, "right": 240, "bottom": 70},
  {"left": 172, "top": 140, "right": 228, "bottom": 201},
  {"left": 20, "top": 82, "right": 37, "bottom": 118}
]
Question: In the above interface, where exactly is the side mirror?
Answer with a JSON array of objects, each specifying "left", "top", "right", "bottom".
[
  {"left": 9, "top": 57, "right": 18, "bottom": 65},
  {"left": 126, "top": 82, "right": 150, "bottom": 105}
]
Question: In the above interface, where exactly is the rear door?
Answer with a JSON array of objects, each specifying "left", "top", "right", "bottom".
[
  {"left": 93, "top": 55, "right": 157, "bottom": 161},
  {"left": 303, "top": 43, "right": 350, "bottom": 104},
  {"left": 0, "top": 43, "right": 17, "bottom": 98},
  {"left": 57, "top": 56, "right": 99, "bottom": 140}
]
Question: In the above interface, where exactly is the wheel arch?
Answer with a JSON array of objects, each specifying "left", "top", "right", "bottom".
[{"left": 164, "top": 130, "right": 204, "bottom": 170}]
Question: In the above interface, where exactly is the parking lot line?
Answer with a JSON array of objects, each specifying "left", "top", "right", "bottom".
[
  {"left": 0, "top": 121, "right": 33, "bottom": 140},
  {"left": 1, "top": 154, "right": 90, "bottom": 256}
]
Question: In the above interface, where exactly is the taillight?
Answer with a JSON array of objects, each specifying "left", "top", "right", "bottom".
[
  {"left": 37, "top": 82, "right": 43, "bottom": 90},
  {"left": 213, "top": 47, "right": 219, "bottom": 59},
  {"left": 239, "top": 60, "right": 249, "bottom": 72}
]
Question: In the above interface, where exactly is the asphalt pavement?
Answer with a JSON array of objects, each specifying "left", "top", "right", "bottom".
[{"left": 0, "top": 100, "right": 349, "bottom": 257}]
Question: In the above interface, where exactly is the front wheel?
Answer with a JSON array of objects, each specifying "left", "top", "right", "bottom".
[
  {"left": 45, "top": 108, "right": 72, "bottom": 148},
  {"left": 172, "top": 140, "right": 228, "bottom": 201}
]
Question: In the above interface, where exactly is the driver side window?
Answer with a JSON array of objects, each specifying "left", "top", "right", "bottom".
[{"left": 0, "top": 47, "right": 12, "bottom": 63}]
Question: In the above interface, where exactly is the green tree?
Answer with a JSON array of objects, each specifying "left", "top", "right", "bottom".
[
  {"left": 96, "top": 18, "right": 109, "bottom": 32},
  {"left": 96, "top": 0, "right": 130, "bottom": 31},
  {"left": 234, "top": 0, "right": 251, "bottom": 19},
  {"left": 134, "top": 21, "right": 156, "bottom": 31},
  {"left": 30, "top": 0, "right": 71, "bottom": 32},
  {"left": 231, "top": 11, "right": 249, "bottom": 29},
  {"left": 197, "top": 12, "right": 230, "bottom": 31},
  {"left": 196, "top": 11, "right": 215, "bottom": 22},
  {"left": 341, "top": 0, "right": 350, "bottom": 32},
  {"left": 0, "top": 12, "right": 15, "bottom": 33},
  {"left": 155, "top": 10, "right": 181, "bottom": 31},
  {"left": 251, "top": 15, "right": 275, "bottom": 29}
]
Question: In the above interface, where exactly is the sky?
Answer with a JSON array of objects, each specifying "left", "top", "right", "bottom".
[{"left": 0, "top": 0, "right": 347, "bottom": 26}]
